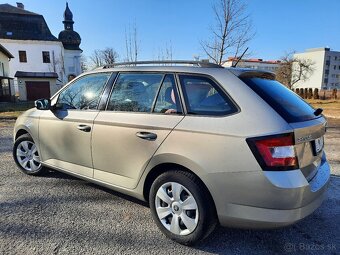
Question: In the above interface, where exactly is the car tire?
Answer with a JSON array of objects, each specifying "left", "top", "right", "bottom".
[
  {"left": 13, "top": 133, "right": 45, "bottom": 176},
  {"left": 149, "top": 170, "right": 217, "bottom": 246}
]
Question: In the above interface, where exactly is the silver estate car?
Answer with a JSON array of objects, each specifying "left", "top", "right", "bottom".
[{"left": 13, "top": 61, "right": 330, "bottom": 245}]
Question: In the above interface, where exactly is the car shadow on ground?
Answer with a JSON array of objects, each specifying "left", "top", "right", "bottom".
[
  {"left": 39, "top": 169, "right": 78, "bottom": 180},
  {"left": 40, "top": 169, "right": 149, "bottom": 207}
]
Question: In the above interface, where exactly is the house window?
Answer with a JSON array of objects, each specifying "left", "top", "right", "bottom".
[
  {"left": 42, "top": 51, "right": 50, "bottom": 63},
  {"left": 0, "top": 79, "right": 10, "bottom": 96},
  {"left": 19, "top": 51, "right": 27, "bottom": 63}
]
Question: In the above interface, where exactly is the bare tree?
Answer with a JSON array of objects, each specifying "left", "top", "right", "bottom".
[
  {"left": 276, "top": 52, "right": 315, "bottom": 89},
  {"left": 101, "top": 48, "right": 119, "bottom": 64},
  {"left": 90, "top": 49, "right": 104, "bottom": 67},
  {"left": 201, "top": 0, "right": 254, "bottom": 65},
  {"left": 89, "top": 48, "right": 119, "bottom": 68},
  {"left": 156, "top": 41, "right": 173, "bottom": 61},
  {"left": 165, "top": 41, "right": 173, "bottom": 61},
  {"left": 80, "top": 53, "right": 88, "bottom": 73},
  {"left": 193, "top": 55, "right": 200, "bottom": 61},
  {"left": 49, "top": 51, "right": 66, "bottom": 83},
  {"left": 125, "top": 23, "right": 140, "bottom": 62}
]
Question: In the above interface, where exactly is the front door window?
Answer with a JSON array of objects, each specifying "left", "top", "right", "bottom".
[{"left": 57, "top": 73, "right": 111, "bottom": 110}]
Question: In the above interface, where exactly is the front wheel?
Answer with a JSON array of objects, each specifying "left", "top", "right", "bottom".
[
  {"left": 13, "top": 134, "right": 45, "bottom": 175},
  {"left": 149, "top": 170, "right": 217, "bottom": 245}
]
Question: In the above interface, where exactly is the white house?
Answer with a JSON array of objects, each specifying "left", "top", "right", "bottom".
[
  {"left": 293, "top": 47, "right": 340, "bottom": 90},
  {"left": 0, "top": 3, "right": 82, "bottom": 101},
  {"left": 0, "top": 43, "right": 14, "bottom": 101}
]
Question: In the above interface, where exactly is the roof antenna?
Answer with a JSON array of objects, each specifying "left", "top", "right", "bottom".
[{"left": 232, "top": 47, "right": 249, "bottom": 68}]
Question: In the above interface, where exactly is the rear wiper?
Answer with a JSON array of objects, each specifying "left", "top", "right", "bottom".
[{"left": 314, "top": 108, "right": 323, "bottom": 116}]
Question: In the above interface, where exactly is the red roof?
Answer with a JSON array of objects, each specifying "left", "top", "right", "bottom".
[{"left": 226, "top": 57, "right": 281, "bottom": 64}]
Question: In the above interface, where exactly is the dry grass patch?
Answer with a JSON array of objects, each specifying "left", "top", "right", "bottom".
[
  {"left": 0, "top": 111, "right": 23, "bottom": 119},
  {"left": 306, "top": 99, "right": 340, "bottom": 127}
]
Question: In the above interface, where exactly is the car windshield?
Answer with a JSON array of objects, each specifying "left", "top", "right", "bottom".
[{"left": 241, "top": 77, "right": 318, "bottom": 123}]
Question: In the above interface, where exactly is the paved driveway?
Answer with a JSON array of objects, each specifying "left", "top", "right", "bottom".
[{"left": 0, "top": 122, "right": 339, "bottom": 255}]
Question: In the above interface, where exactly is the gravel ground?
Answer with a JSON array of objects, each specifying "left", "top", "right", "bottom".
[{"left": 0, "top": 122, "right": 339, "bottom": 255}]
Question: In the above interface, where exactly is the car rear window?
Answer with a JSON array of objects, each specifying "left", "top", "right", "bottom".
[{"left": 241, "top": 77, "right": 317, "bottom": 123}]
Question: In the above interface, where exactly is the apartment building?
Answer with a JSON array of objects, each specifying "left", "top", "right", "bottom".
[{"left": 294, "top": 47, "right": 340, "bottom": 90}]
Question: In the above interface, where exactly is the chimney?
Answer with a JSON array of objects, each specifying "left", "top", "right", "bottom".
[{"left": 16, "top": 2, "right": 24, "bottom": 9}]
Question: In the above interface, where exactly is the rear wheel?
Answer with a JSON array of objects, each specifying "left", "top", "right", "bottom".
[
  {"left": 13, "top": 134, "right": 45, "bottom": 175},
  {"left": 149, "top": 170, "right": 217, "bottom": 245}
]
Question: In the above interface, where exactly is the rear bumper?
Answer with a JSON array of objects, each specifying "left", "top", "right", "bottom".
[
  {"left": 218, "top": 190, "right": 325, "bottom": 228},
  {"left": 207, "top": 153, "right": 330, "bottom": 228}
]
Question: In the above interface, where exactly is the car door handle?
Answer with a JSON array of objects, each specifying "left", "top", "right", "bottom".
[
  {"left": 77, "top": 124, "right": 91, "bottom": 132},
  {"left": 136, "top": 132, "right": 157, "bottom": 141}
]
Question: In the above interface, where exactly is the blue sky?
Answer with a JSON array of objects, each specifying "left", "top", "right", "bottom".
[{"left": 6, "top": 0, "right": 340, "bottom": 61}]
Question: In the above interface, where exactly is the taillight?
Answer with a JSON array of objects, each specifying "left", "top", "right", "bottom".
[{"left": 246, "top": 133, "right": 299, "bottom": 171}]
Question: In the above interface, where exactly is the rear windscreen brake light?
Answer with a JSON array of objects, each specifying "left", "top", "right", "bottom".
[{"left": 246, "top": 133, "right": 299, "bottom": 171}]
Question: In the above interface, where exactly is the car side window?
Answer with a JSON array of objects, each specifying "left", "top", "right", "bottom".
[
  {"left": 107, "top": 73, "right": 163, "bottom": 112},
  {"left": 179, "top": 75, "right": 238, "bottom": 116},
  {"left": 57, "top": 73, "right": 111, "bottom": 110},
  {"left": 153, "top": 74, "right": 182, "bottom": 114}
]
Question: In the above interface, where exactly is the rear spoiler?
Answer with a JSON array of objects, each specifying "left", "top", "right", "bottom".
[{"left": 228, "top": 69, "right": 276, "bottom": 80}]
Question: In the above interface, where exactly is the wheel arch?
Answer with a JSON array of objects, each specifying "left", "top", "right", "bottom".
[
  {"left": 15, "top": 128, "right": 30, "bottom": 141},
  {"left": 14, "top": 126, "right": 41, "bottom": 159},
  {"left": 143, "top": 162, "right": 217, "bottom": 218}
]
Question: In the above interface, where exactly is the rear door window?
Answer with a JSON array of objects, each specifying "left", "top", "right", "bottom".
[
  {"left": 241, "top": 77, "right": 317, "bottom": 123},
  {"left": 107, "top": 73, "right": 163, "bottom": 112},
  {"left": 153, "top": 74, "right": 182, "bottom": 114},
  {"left": 178, "top": 75, "right": 238, "bottom": 116}
]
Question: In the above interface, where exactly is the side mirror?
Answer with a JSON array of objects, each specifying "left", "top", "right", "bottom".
[{"left": 35, "top": 98, "right": 51, "bottom": 110}]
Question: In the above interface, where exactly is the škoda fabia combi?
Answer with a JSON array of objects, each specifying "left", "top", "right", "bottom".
[{"left": 13, "top": 61, "right": 330, "bottom": 245}]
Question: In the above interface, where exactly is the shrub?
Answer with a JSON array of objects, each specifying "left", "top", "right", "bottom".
[
  {"left": 333, "top": 89, "right": 338, "bottom": 99},
  {"left": 313, "top": 88, "right": 319, "bottom": 99},
  {"left": 308, "top": 88, "right": 313, "bottom": 99}
]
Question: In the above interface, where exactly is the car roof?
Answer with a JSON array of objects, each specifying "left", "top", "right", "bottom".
[
  {"left": 84, "top": 66, "right": 274, "bottom": 78},
  {"left": 80, "top": 61, "right": 275, "bottom": 79}
]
